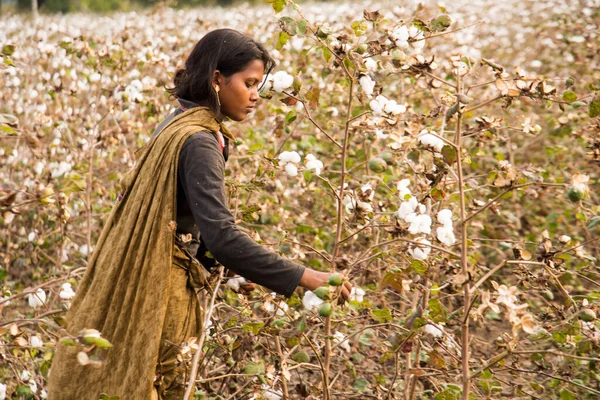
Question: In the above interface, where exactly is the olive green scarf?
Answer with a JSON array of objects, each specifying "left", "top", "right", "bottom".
[{"left": 48, "top": 107, "right": 229, "bottom": 400}]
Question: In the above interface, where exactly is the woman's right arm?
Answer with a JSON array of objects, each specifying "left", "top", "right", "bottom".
[{"left": 178, "top": 131, "right": 305, "bottom": 297}]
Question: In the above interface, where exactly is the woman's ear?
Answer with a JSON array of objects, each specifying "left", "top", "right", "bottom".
[{"left": 212, "top": 70, "right": 222, "bottom": 90}]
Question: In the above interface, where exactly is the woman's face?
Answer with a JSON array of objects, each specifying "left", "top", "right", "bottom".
[{"left": 216, "top": 59, "right": 264, "bottom": 122}]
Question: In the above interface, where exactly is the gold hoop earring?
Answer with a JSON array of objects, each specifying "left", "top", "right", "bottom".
[{"left": 215, "top": 85, "right": 221, "bottom": 106}]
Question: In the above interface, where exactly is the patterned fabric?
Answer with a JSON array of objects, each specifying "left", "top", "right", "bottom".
[{"left": 47, "top": 107, "right": 225, "bottom": 400}]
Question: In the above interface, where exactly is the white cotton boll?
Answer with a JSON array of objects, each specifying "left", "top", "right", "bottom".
[
  {"left": 436, "top": 225, "right": 456, "bottom": 246},
  {"left": 408, "top": 238, "right": 432, "bottom": 260},
  {"left": 369, "top": 95, "right": 388, "bottom": 116},
  {"left": 59, "top": 282, "right": 76, "bottom": 300},
  {"left": 406, "top": 213, "right": 432, "bottom": 235},
  {"left": 20, "top": 370, "right": 31, "bottom": 381},
  {"left": 89, "top": 72, "right": 101, "bottom": 83},
  {"left": 418, "top": 130, "right": 445, "bottom": 153},
  {"left": 4, "top": 212, "right": 15, "bottom": 225},
  {"left": 285, "top": 163, "right": 298, "bottom": 177},
  {"left": 272, "top": 71, "right": 294, "bottom": 93},
  {"left": 364, "top": 58, "right": 378, "bottom": 72},
  {"left": 261, "top": 385, "right": 283, "bottom": 400},
  {"left": 28, "top": 232, "right": 36, "bottom": 242},
  {"left": 333, "top": 331, "right": 351, "bottom": 352},
  {"left": 29, "top": 335, "right": 43, "bottom": 348},
  {"left": 29, "top": 380, "right": 37, "bottom": 394},
  {"left": 350, "top": 287, "right": 365, "bottom": 302},
  {"left": 28, "top": 288, "right": 46, "bottom": 308},
  {"left": 305, "top": 154, "right": 324, "bottom": 175},
  {"left": 359, "top": 75, "right": 375, "bottom": 96},
  {"left": 392, "top": 25, "right": 409, "bottom": 48},
  {"left": 343, "top": 194, "right": 357, "bottom": 213},
  {"left": 395, "top": 198, "right": 418, "bottom": 220},
  {"left": 375, "top": 129, "right": 388, "bottom": 139},
  {"left": 424, "top": 324, "right": 444, "bottom": 337},
  {"left": 383, "top": 99, "right": 406, "bottom": 115},
  {"left": 0, "top": 383, "right": 6, "bottom": 400},
  {"left": 226, "top": 276, "right": 247, "bottom": 291},
  {"left": 40, "top": 390, "right": 47, "bottom": 399},
  {"left": 34, "top": 161, "right": 44, "bottom": 175},
  {"left": 437, "top": 209, "right": 453, "bottom": 226},
  {"left": 397, "top": 179, "right": 411, "bottom": 198},
  {"left": 302, "top": 291, "right": 324, "bottom": 311},
  {"left": 279, "top": 151, "right": 301, "bottom": 164},
  {"left": 276, "top": 301, "right": 289, "bottom": 316},
  {"left": 51, "top": 161, "right": 72, "bottom": 178}
]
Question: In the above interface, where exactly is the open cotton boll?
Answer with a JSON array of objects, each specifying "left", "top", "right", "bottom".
[
  {"left": 408, "top": 238, "right": 432, "bottom": 260},
  {"left": 302, "top": 290, "right": 324, "bottom": 311},
  {"left": 369, "top": 95, "right": 388, "bottom": 116},
  {"left": 405, "top": 213, "right": 432, "bottom": 235},
  {"left": 350, "top": 287, "right": 365, "bottom": 302},
  {"left": 29, "top": 335, "right": 43, "bottom": 348},
  {"left": 437, "top": 225, "right": 456, "bottom": 246},
  {"left": 261, "top": 385, "right": 283, "bottom": 400},
  {"left": 418, "top": 130, "right": 445, "bottom": 153},
  {"left": 424, "top": 323, "right": 444, "bottom": 338},
  {"left": 278, "top": 151, "right": 301, "bottom": 164},
  {"left": 437, "top": 209, "right": 453, "bottom": 226},
  {"left": 395, "top": 197, "right": 419, "bottom": 220},
  {"left": 359, "top": 75, "right": 375, "bottom": 96},
  {"left": 392, "top": 25, "right": 409, "bottom": 48},
  {"left": 285, "top": 163, "right": 298, "bottom": 177},
  {"left": 272, "top": 71, "right": 294, "bottom": 93},
  {"left": 0, "top": 383, "right": 6, "bottom": 400},
  {"left": 364, "top": 58, "right": 378, "bottom": 72},
  {"left": 276, "top": 301, "right": 289, "bottom": 316},
  {"left": 304, "top": 154, "right": 324, "bottom": 175},
  {"left": 59, "top": 282, "right": 76, "bottom": 300},
  {"left": 28, "top": 288, "right": 46, "bottom": 308},
  {"left": 383, "top": 99, "right": 406, "bottom": 115},
  {"left": 397, "top": 179, "right": 412, "bottom": 198},
  {"left": 333, "top": 331, "right": 351, "bottom": 352},
  {"left": 226, "top": 275, "right": 247, "bottom": 291}
]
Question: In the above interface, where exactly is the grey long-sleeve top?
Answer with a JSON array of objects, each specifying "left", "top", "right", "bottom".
[{"left": 155, "top": 101, "right": 305, "bottom": 297}]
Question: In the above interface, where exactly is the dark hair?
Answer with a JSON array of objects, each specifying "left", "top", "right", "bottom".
[{"left": 167, "top": 29, "right": 276, "bottom": 114}]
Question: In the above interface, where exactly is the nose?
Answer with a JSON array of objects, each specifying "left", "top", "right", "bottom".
[{"left": 250, "top": 87, "right": 259, "bottom": 102}]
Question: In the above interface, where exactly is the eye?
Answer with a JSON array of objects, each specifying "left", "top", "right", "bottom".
[{"left": 245, "top": 82, "right": 253, "bottom": 88}]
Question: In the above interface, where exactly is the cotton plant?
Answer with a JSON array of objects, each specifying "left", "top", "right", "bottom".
[
  {"left": 59, "top": 282, "right": 76, "bottom": 300},
  {"left": 408, "top": 238, "right": 432, "bottom": 260},
  {"left": 225, "top": 275, "right": 248, "bottom": 291},
  {"left": 418, "top": 129, "right": 445, "bottom": 153},
  {"left": 263, "top": 70, "right": 294, "bottom": 93},
  {"left": 332, "top": 331, "right": 351, "bottom": 352},
  {"left": 304, "top": 154, "right": 324, "bottom": 175},
  {"left": 27, "top": 288, "right": 46, "bottom": 308},
  {"left": 358, "top": 74, "right": 376, "bottom": 96},
  {"left": 278, "top": 150, "right": 301, "bottom": 177},
  {"left": 436, "top": 209, "right": 456, "bottom": 246},
  {"left": 369, "top": 95, "right": 406, "bottom": 116},
  {"left": 302, "top": 290, "right": 324, "bottom": 311}
]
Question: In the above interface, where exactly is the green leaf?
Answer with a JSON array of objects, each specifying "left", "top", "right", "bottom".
[
  {"left": 412, "top": 19, "right": 430, "bottom": 32},
  {"left": 0, "top": 125, "right": 16, "bottom": 134},
  {"left": 86, "top": 337, "right": 113, "bottom": 348},
  {"left": 278, "top": 17, "right": 297, "bottom": 36},
  {"left": 371, "top": 308, "right": 392, "bottom": 323},
  {"left": 2, "top": 44, "right": 15, "bottom": 56},
  {"left": 0, "top": 268, "right": 7, "bottom": 282},
  {"left": 430, "top": 15, "right": 452, "bottom": 32},
  {"left": 351, "top": 20, "right": 368, "bottom": 36},
  {"left": 559, "top": 389, "right": 576, "bottom": 400},
  {"left": 353, "top": 377, "right": 369, "bottom": 392},
  {"left": 59, "top": 337, "right": 78, "bottom": 346},
  {"left": 296, "top": 20, "right": 308, "bottom": 36},
  {"left": 441, "top": 145, "right": 457, "bottom": 165},
  {"left": 99, "top": 394, "right": 121, "bottom": 400},
  {"left": 380, "top": 270, "right": 405, "bottom": 293},
  {"left": 410, "top": 260, "right": 428, "bottom": 276},
  {"left": 243, "top": 361, "right": 265, "bottom": 375},
  {"left": 562, "top": 90, "right": 577, "bottom": 103},
  {"left": 242, "top": 321, "right": 264, "bottom": 334},
  {"left": 266, "top": 0, "right": 287, "bottom": 13},
  {"left": 285, "top": 110, "right": 297, "bottom": 124},
  {"left": 589, "top": 96, "right": 600, "bottom": 118},
  {"left": 276, "top": 31, "right": 290, "bottom": 51},
  {"left": 588, "top": 216, "right": 600, "bottom": 229}
]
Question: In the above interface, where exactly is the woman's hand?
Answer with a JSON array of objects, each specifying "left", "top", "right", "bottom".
[{"left": 299, "top": 268, "right": 352, "bottom": 301}]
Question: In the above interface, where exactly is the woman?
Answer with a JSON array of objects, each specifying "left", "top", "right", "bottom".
[{"left": 48, "top": 29, "right": 351, "bottom": 399}]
